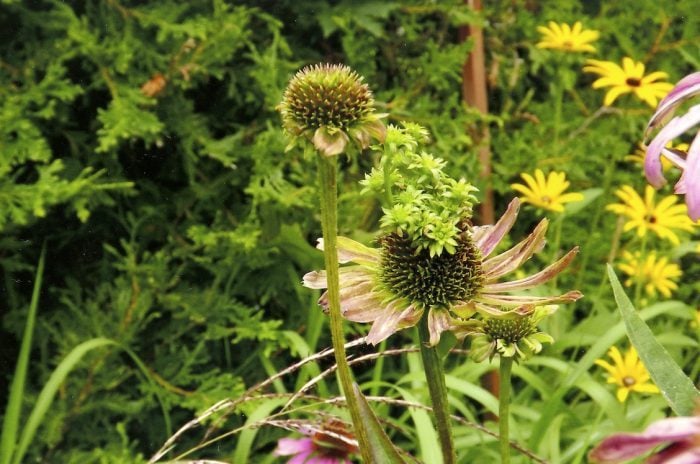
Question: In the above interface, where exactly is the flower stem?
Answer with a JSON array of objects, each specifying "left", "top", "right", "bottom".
[
  {"left": 418, "top": 314, "right": 456, "bottom": 464},
  {"left": 499, "top": 357, "right": 513, "bottom": 464},
  {"left": 317, "top": 155, "right": 372, "bottom": 462}
]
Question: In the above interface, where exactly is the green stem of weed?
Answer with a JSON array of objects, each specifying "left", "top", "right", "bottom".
[
  {"left": 418, "top": 313, "right": 456, "bottom": 464},
  {"left": 499, "top": 357, "right": 513, "bottom": 464},
  {"left": 553, "top": 82, "right": 564, "bottom": 149},
  {"left": 317, "top": 155, "right": 372, "bottom": 462}
]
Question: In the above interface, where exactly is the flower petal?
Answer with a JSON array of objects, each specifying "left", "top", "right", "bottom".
[
  {"left": 366, "top": 302, "right": 423, "bottom": 345},
  {"left": 317, "top": 236, "right": 380, "bottom": 265},
  {"left": 427, "top": 307, "right": 452, "bottom": 346},
  {"left": 589, "top": 417, "right": 700, "bottom": 463},
  {"left": 647, "top": 71, "right": 700, "bottom": 131},
  {"left": 482, "top": 219, "right": 548, "bottom": 279},
  {"left": 275, "top": 437, "right": 315, "bottom": 456},
  {"left": 482, "top": 247, "right": 579, "bottom": 292},
  {"left": 474, "top": 198, "right": 520, "bottom": 257}
]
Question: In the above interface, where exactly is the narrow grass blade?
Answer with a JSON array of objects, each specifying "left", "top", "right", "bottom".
[
  {"left": 352, "top": 383, "right": 407, "bottom": 463},
  {"left": 608, "top": 265, "right": 699, "bottom": 416},
  {"left": 0, "top": 245, "right": 46, "bottom": 464},
  {"left": 12, "top": 338, "right": 116, "bottom": 464}
]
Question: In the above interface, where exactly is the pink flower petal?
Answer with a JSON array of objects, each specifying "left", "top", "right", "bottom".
[
  {"left": 683, "top": 133, "right": 700, "bottom": 220},
  {"left": 648, "top": 443, "right": 700, "bottom": 464},
  {"left": 474, "top": 198, "right": 520, "bottom": 257},
  {"left": 645, "top": 105, "right": 700, "bottom": 187},
  {"left": 647, "top": 72, "right": 700, "bottom": 132},
  {"left": 427, "top": 307, "right": 452, "bottom": 346},
  {"left": 589, "top": 417, "right": 700, "bottom": 463},
  {"left": 275, "top": 437, "right": 315, "bottom": 456}
]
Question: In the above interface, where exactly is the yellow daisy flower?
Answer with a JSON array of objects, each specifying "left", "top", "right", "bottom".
[
  {"left": 511, "top": 169, "right": 584, "bottom": 213},
  {"left": 536, "top": 21, "right": 599, "bottom": 53},
  {"left": 606, "top": 185, "right": 696, "bottom": 245},
  {"left": 595, "top": 346, "right": 660, "bottom": 402},
  {"left": 618, "top": 250, "right": 682, "bottom": 298},
  {"left": 583, "top": 57, "right": 673, "bottom": 107},
  {"left": 625, "top": 142, "right": 688, "bottom": 172}
]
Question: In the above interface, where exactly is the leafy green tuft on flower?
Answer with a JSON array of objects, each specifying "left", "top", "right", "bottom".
[{"left": 278, "top": 63, "right": 386, "bottom": 157}]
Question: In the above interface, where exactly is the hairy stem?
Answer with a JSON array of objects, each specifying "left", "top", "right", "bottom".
[
  {"left": 418, "top": 314, "right": 456, "bottom": 464},
  {"left": 317, "top": 156, "right": 371, "bottom": 462},
  {"left": 499, "top": 357, "right": 513, "bottom": 464}
]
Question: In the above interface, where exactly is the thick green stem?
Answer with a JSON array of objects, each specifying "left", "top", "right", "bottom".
[
  {"left": 418, "top": 314, "right": 456, "bottom": 464},
  {"left": 316, "top": 156, "right": 372, "bottom": 462},
  {"left": 499, "top": 357, "right": 513, "bottom": 464}
]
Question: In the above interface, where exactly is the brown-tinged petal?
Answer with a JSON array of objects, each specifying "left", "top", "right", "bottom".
[
  {"left": 474, "top": 198, "right": 520, "bottom": 257},
  {"left": 482, "top": 219, "right": 549, "bottom": 278},
  {"left": 427, "top": 307, "right": 452, "bottom": 346},
  {"left": 366, "top": 302, "right": 423, "bottom": 345},
  {"left": 338, "top": 292, "right": 387, "bottom": 322},
  {"left": 483, "top": 247, "right": 579, "bottom": 293},
  {"left": 478, "top": 290, "right": 583, "bottom": 308},
  {"left": 456, "top": 300, "right": 536, "bottom": 319},
  {"left": 303, "top": 267, "right": 370, "bottom": 290}
]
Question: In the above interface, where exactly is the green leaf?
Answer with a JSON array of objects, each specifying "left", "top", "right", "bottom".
[
  {"left": 0, "top": 245, "right": 45, "bottom": 464},
  {"left": 607, "top": 265, "right": 700, "bottom": 416},
  {"left": 12, "top": 338, "right": 117, "bottom": 464},
  {"left": 351, "top": 383, "right": 407, "bottom": 464}
]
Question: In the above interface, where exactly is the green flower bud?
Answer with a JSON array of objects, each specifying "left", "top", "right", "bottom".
[{"left": 278, "top": 63, "right": 386, "bottom": 157}]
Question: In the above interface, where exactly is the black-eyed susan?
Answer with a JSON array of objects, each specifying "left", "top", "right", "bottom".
[
  {"left": 606, "top": 185, "right": 695, "bottom": 245},
  {"left": 618, "top": 250, "right": 682, "bottom": 299},
  {"left": 304, "top": 199, "right": 582, "bottom": 346},
  {"left": 278, "top": 63, "right": 386, "bottom": 156},
  {"left": 536, "top": 21, "right": 599, "bottom": 53},
  {"left": 511, "top": 169, "right": 584, "bottom": 213},
  {"left": 595, "top": 346, "right": 659, "bottom": 403},
  {"left": 583, "top": 58, "right": 673, "bottom": 107}
]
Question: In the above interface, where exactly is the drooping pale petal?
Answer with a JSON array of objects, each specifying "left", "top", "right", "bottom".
[
  {"left": 477, "top": 290, "right": 583, "bottom": 308},
  {"left": 473, "top": 198, "right": 520, "bottom": 257},
  {"left": 303, "top": 267, "right": 370, "bottom": 289},
  {"left": 482, "top": 219, "right": 548, "bottom": 278},
  {"left": 483, "top": 247, "right": 579, "bottom": 293},
  {"left": 589, "top": 417, "right": 700, "bottom": 463},
  {"left": 366, "top": 301, "right": 423, "bottom": 345},
  {"left": 427, "top": 307, "right": 453, "bottom": 346}
]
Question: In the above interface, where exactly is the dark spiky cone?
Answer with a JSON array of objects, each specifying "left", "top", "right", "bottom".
[
  {"left": 278, "top": 63, "right": 386, "bottom": 156},
  {"left": 378, "top": 222, "right": 484, "bottom": 309},
  {"left": 484, "top": 316, "right": 536, "bottom": 344}
]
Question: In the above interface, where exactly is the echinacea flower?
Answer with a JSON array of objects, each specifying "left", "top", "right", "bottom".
[
  {"left": 536, "top": 21, "right": 599, "bottom": 53},
  {"left": 626, "top": 142, "right": 687, "bottom": 172},
  {"left": 274, "top": 420, "right": 358, "bottom": 464},
  {"left": 455, "top": 305, "right": 559, "bottom": 362},
  {"left": 303, "top": 198, "right": 582, "bottom": 346},
  {"left": 644, "top": 72, "right": 700, "bottom": 220},
  {"left": 511, "top": 169, "right": 584, "bottom": 213},
  {"left": 278, "top": 63, "right": 386, "bottom": 157},
  {"left": 583, "top": 58, "right": 673, "bottom": 107},
  {"left": 618, "top": 250, "right": 682, "bottom": 299},
  {"left": 606, "top": 185, "right": 695, "bottom": 245},
  {"left": 594, "top": 346, "right": 659, "bottom": 403},
  {"left": 589, "top": 415, "right": 700, "bottom": 463}
]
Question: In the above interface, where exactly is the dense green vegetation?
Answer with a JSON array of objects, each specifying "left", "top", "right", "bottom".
[{"left": 1, "top": 1, "right": 698, "bottom": 462}]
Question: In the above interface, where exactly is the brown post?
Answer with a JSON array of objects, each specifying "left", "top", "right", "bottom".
[
  {"left": 460, "top": 0, "right": 499, "bottom": 416},
  {"left": 460, "top": 0, "right": 494, "bottom": 225}
]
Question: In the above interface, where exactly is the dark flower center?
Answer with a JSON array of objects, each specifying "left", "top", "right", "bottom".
[
  {"left": 378, "top": 223, "right": 484, "bottom": 308},
  {"left": 284, "top": 65, "right": 374, "bottom": 130},
  {"left": 625, "top": 77, "right": 641, "bottom": 87},
  {"left": 484, "top": 316, "right": 536, "bottom": 343}
]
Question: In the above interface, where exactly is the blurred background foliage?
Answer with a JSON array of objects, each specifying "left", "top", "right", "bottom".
[{"left": 0, "top": 0, "right": 697, "bottom": 462}]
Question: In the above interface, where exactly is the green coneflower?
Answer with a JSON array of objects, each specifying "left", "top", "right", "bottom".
[
  {"left": 277, "top": 63, "right": 386, "bottom": 156},
  {"left": 304, "top": 199, "right": 582, "bottom": 345}
]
